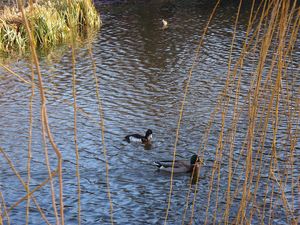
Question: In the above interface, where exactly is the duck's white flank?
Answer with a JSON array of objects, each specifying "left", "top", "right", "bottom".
[{"left": 129, "top": 136, "right": 143, "bottom": 143}]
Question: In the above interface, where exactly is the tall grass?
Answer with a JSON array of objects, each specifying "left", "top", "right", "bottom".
[{"left": 0, "top": 0, "right": 101, "bottom": 53}]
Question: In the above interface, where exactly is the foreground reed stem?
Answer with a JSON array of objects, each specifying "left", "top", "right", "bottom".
[
  {"left": 17, "top": 0, "right": 64, "bottom": 224},
  {"left": 88, "top": 35, "right": 115, "bottom": 225}
]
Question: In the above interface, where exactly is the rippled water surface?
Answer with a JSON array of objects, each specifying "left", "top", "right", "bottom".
[{"left": 0, "top": 1, "right": 299, "bottom": 224}]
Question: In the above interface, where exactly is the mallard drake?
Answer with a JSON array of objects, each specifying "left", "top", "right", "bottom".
[
  {"left": 153, "top": 154, "right": 200, "bottom": 173},
  {"left": 124, "top": 129, "right": 153, "bottom": 144}
]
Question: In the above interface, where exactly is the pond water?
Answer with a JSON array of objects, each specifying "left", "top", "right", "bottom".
[{"left": 0, "top": 0, "right": 299, "bottom": 224}]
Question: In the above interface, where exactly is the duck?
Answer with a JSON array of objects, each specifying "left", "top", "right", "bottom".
[
  {"left": 153, "top": 154, "right": 201, "bottom": 173},
  {"left": 124, "top": 129, "right": 153, "bottom": 144},
  {"left": 162, "top": 19, "right": 168, "bottom": 29}
]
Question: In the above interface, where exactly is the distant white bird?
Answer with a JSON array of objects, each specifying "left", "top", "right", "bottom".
[{"left": 162, "top": 19, "right": 168, "bottom": 29}]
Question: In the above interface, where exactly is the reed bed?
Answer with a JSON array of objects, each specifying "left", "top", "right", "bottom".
[
  {"left": 0, "top": 0, "right": 299, "bottom": 224},
  {"left": 177, "top": 0, "right": 299, "bottom": 224},
  {"left": 0, "top": 0, "right": 101, "bottom": 54}
]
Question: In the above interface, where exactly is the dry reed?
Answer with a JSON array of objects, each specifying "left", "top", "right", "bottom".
[
  {"left": 25, "top": 57, "right": 34, "bottom": 225},
  {"left": 164, "top": 1, "right": 222, "bottom": 224},
  {"left": 179, "top": 0, "right": 300, "bottom": 224},
  {"left": 0, "top": 147, "right": 51, "bottom": 224},
  {"left": 88, "top": 36, "right": 115, "bottom": 225},
  {"left": 18, "top": 0, "right": 64, "bottom": 223},
  {"left": 70, "top": 10, "right": 81, "bottom": 224},
  {"left": 0, "top": 191, "right": 10, "bottom": 225}
]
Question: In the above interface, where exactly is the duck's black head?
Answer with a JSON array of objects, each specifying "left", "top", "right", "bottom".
[
  {"left": 190, "top": 154, "right": 200, "bottom": 165},
  {"left": 145, "top": 129, "right": 152, "bottom": 138}
]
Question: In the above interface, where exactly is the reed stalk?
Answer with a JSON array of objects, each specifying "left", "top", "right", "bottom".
[
  {"left": 223, "top": 1, "right": 258, "bottom": 223},
  {"left": 211, "top": 1, "right": 244, "bottom": 224},
  {"left": 7, "top": 168, "right": 58, "bottom": 216},
  {"left": 0, "top": 147, "right": 50, "bottom": 224},
  {"left": 0, "top": 62, "right": 31, "bottom": 84},
  {"left": 17, "top": 0, "right": 65, "bottom": 224},
  {"left": 235, "top": 0, "right": 280, "bottom": 222},
  {"left": 0, "top": 191, "right": 10, "bottom": 225},
  {"left": 25, "top": 58, "right": 35, "bottom": 225},
  {"left": 70, "top": 8, "right": 81, "bottom": 223},
  {"left": 180, "top": 0, "right": 299, "bottom": 224},
  {"left": 88, "top": 35, "right": 115, "bottom": 225},
  {"left": 164, "top": 1, "right": 222, "bottom": 224}
]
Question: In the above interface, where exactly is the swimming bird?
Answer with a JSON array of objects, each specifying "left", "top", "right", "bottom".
[
  {"left": 124, "top": 129, "right": 153, "bottom": 144},
  {"left": 162, "top": 19, "right": 168, "bottom": 29},
  {"left": 153, "top": 154, "right": 201, "bottom": 173}
]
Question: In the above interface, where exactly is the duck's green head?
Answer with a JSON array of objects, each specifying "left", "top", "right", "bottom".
[{"left": 190, "top": 154, "right": 200, "bottom": 165}]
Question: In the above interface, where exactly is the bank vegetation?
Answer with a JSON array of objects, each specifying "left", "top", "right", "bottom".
[{"left": 0, "top": 0, "right": 101, "bottom": 54}]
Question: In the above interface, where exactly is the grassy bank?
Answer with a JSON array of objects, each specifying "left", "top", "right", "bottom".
[{"left": 0, "top": 0, "right": 101, "bottom": 54}]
